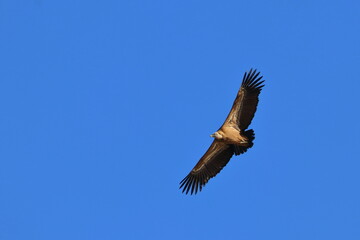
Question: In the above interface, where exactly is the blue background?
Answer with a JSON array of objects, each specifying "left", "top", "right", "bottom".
[{"left": 1, "top": 1, "right": 360, "bottom": 239}]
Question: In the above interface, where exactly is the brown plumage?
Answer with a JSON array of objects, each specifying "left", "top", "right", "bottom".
[{"left": 179, "top": 69, "right": 265, "bottom": 195}]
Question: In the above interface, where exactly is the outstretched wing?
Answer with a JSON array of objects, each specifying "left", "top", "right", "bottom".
[
  {"left": 179, "top": 141, "right": 234, "bottom": 195},
  {"left": 222, "top": 69, "right": 265, "bottom": 130}
]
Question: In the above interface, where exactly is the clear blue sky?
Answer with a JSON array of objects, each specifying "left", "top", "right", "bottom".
[{"left": 1, "top": 1, "right": 360, "bottom": 239}]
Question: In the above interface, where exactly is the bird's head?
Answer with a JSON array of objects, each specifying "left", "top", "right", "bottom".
[{"left": 210, "top": 131, "right": 223, "bottom": 140}]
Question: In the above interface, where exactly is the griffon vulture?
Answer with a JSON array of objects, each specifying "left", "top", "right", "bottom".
[{"left": 179, "top": 69, "right": 265, "bottom": 195}]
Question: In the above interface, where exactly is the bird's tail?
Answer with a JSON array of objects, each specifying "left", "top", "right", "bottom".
[{"left": 233, "top": 129, "right": 255, "bottom": 156}]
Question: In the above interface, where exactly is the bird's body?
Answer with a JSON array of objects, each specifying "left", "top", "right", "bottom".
[
  {"left": 214, "top": 126, "right": 249, "bottom": 146},
  {"left": 179, "top": 69, "right": 265, "bottom": 195}
]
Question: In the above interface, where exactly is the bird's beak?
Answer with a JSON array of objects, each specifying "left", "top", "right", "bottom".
[{"left": 210, "top": 133, "right": 215, "bottom": 138}]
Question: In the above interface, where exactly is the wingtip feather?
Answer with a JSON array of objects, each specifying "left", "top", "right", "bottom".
[{"left": 241, "top": 68, "right": 265, "bottom": 91}]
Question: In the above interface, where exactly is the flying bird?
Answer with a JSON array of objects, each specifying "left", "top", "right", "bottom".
[{"left": 179, "top": 69, "right": 265, "bottom": 195}]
